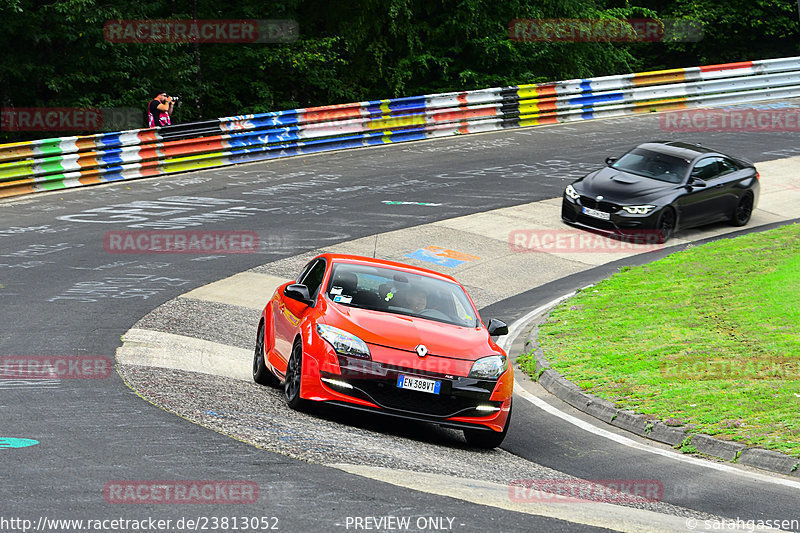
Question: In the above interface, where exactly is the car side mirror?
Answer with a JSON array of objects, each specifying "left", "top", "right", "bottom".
[
  {"left": 605, "top": 157, "right": 618, "bottom": 166},
  {"left": 487, "top": 318, "right": 509, "bottom": 337},
  {"left": 688, "top": 177, "right": 707, "bottom": 188},
  {"left": 284, "top": 283, "right": 313, "bottom": 306}
]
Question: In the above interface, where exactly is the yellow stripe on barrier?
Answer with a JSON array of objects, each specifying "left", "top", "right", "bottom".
[
  {"left": 162, "top": 152, "right": 229, "bottom": 173},
  {"left": 633, "top": 68, "right": 687, "bottom": 86},
  {"left": 517, "top": 84, "right": 558, "bottom": 100},
  {"left": 631, "top": 98, "right": 690, "bottom": 112},
  {"left": 0, "top": 160, "right": 35, "bottom": 181}
]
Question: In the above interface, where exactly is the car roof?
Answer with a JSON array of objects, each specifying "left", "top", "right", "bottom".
[
  {"left": 636, "top": 141, "right": 717, "bottom": 161},
  {"left": 314, "top": 253, "right": 461, "bottom": 284}
]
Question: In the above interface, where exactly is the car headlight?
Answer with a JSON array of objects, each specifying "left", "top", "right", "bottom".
[
  {"left": 468, "top": 355, "right": 508, "bottom": 379},
  {"left": 565, "top": 184, "right": 581, "bottom": 200},
  {"left": 316, "top": 324, "right": 371, "bottom": 359},
  {"left": 622, "top": 205, "right": 656, "bottom": 215}
]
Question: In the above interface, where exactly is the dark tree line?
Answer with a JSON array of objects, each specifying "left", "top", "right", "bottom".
[{"left": 2, "top": 0, "right": 799, "bottom": 141}]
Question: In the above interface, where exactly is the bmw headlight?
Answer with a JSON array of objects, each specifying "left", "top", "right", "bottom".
[
  {"left": 622, "top": 205, "right": 656, "bottom": 215},
  {"left": 468, "top": 355, "right": 508, "bottom": 379},
  {"left": 565, "top": 184, "right": 581, "bottom": 200},
  {"left": 316, "top": 324, "right": 371, "bottom": 359}
]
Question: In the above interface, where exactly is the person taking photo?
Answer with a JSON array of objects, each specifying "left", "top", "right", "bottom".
[{"left": 147, "top": 90, "right": 174, "bottom": 127}]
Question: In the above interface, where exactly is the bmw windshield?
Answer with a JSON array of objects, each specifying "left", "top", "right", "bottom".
[
  {"left": 612, "top": 148, "right": 690, "bottom": 184},
  {"left": 325, "top": 262, "right": 479, "bottom": 327}
]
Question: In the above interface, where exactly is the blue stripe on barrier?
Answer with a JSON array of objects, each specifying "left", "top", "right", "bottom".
[
  {"left": 225, "top": 128, "right": 302, "bottom": 148},
  {"left": 98, "top": 149, "right": 124, "bottom": 165},
  {"left": 570, "top": 92, "right": 626, "bottom": 106},
  {"left": 98, "top": 166, "right": 126, "bottom": 181},
  {"left": 387, "top": 96, "right": 428, "bottom": 111},
  {"left": 383, "top": 129, "right": 428, "bottom": 142},
  {"left": 580, "top": 81, "right": 594, "bottom": 93},
  {"left": 97, "top": 133, "right": 124, "bottom": 148}
]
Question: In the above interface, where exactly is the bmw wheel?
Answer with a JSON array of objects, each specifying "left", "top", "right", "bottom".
[
  {"left": 731, "top": 192, "right": 754, "bottom": 227},
  {"left": 253, "top": 322, "right": 279, "bottom": 387},
  {"left": 656, "top": 208, "right": 676, "bottom": 243}
]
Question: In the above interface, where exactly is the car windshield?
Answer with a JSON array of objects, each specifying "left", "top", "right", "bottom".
[
  {"left": 612, "top": 148, "right": 689, "bottom": 183},
  {"left": 325, "top": 262, "right": 479, "bottom": 327}
]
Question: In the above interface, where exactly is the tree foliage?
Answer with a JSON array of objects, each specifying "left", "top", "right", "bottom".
[{"left": 2, "top": 0, "right": 799, "bottom": 141}]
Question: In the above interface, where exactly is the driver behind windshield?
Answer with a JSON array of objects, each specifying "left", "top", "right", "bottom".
[{"left": 407, "top": 289, "right": 427, "bottom": 313}]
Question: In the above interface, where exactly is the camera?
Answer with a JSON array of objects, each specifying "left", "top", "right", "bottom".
[{"left": 168, "top": 95, "right": 180, "bottom": 102}]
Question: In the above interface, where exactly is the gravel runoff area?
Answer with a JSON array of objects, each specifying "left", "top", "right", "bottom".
[{"left": 118, "top": 288, "right": 727, "bottom": 522}]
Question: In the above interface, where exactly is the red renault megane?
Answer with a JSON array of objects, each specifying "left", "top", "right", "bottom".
[{"left": 252, "top": 254, "right": 513, "bottom": 448}]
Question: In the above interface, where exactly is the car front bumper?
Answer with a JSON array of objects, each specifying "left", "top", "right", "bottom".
[
  {"left": 302, "top": 349, "right": 513, "bottom": 433},
  {"left": 561, "top": 194, "right": 664, "bottom": 238}
]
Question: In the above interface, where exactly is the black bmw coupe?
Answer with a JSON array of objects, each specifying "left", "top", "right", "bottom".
[{"left": 561, "top": 142, "right": 760, "bottom": 243}]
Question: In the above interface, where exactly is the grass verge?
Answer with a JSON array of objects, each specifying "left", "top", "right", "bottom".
[{"left": 531, "top": 223, "right": 800, "bottom": 457}]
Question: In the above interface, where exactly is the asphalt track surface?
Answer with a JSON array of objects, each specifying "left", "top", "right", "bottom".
[{"left": 2, "top": 108, "right": 800, "bottom": 532}]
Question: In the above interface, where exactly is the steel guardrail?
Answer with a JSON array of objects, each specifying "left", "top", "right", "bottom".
[{"left": 2, "top": 56, "right": 800, "bottom": 199}]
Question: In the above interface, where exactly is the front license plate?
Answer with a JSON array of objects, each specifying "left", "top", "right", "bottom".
[
  {"left": 583, "top": 206, "right": 611, "bottom": 220},
  {"left": 397, "top": 374, "right": 441, "bottom": 394}
]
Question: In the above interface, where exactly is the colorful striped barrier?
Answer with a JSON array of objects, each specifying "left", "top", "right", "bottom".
[{"left": 3, "top": 56, "right": 800, "bottom": 199}]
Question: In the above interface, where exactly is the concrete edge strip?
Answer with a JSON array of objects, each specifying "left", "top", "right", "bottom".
[
  {"left": 497, "top": 297, "right": 800, "bottom": 486},
  {"left": 328, "top": 464, "right": 760, "bottom": 533},
  {"left": 117, "top": 327, "right": 251, "bottom": 382}
]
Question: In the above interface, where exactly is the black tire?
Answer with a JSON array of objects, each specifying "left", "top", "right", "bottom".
[
  {"left": 731, "top": 192, "right": 754, "bottom": 227},
  {"left": 463, "top": 401, "right": 512, "bottom": 449},
  {"left": 253, "top": 322, "right": 280, "bottom": 387},
  {"left": 284, "top": 341, "right": 306, "bottom": 410},
  {"left": 655, "top": 207, "right": 676, "bottom": 244}
]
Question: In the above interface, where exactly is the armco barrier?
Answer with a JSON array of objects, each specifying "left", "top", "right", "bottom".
[{"left": 2, "top": 56, "right": 800, "bottom": 199}]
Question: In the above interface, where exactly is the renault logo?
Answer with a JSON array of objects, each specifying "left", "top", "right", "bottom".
[{"left": 415, "top": 344, "right": 428, "bottom": 358}]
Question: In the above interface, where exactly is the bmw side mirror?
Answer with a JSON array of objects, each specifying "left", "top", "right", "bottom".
[
  {"left": 689, "top": 177, "right": 707, "bottom": 188},
  {"left": 605, "top": 157, "right": 618, "bottom": 166},
  {"left": 487, "top": 318, "right": 509, "bottom": 337},
  {"left": 284, "top": 284, "right": 313, "bottom": 306}
]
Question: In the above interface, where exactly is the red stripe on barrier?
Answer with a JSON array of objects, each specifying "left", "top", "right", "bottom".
[
  {"left": 76, "top": 155, "right": 99, "bottom": 168},
  {"left": 699, "top": 61, "right": 754, "bottom": 73},
  {"left": 138, "top": 130, "right": 159, "bottom": 143},
  {"left": 0, "top": 145, "right": 35, "bottom": 163},
  {"left": 535, "top": 83, "right": 559, "bottom": 98},
  {"left": 537, "top": 115, "right": 559, "bottom": 125},
  {"left": 139, "top": 160, "right": 164, "bottom": 176},
  {"left": 161, "top": 137, "right": 225, "bottom": 157},
  {"left": 303, "top": 103, "right": 364, "bottom": 123},
  {"left": 0, "top": 182, "right": 36, "bottom": 199},
  {"left": 75, "top": 138, "right": 98, "bottom": 152},
  {"left": 78, "top": 176, "right": 102, "bottom": 185}
]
